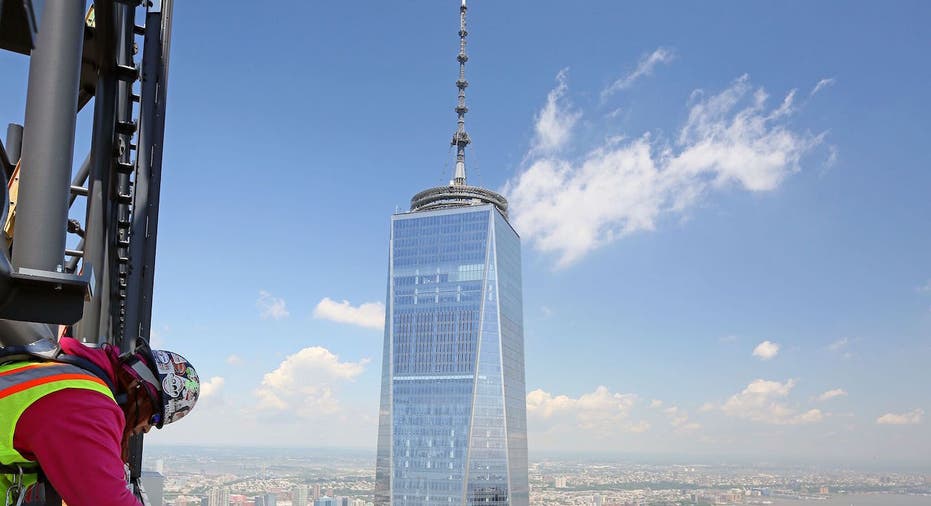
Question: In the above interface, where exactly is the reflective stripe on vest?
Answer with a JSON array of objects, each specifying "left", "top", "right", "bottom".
[{"left": 0, "top": 361, "right": 115, "bottom": 497}]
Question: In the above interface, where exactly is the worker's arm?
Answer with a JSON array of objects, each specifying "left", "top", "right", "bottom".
[{"left": 14, "top": 389, "right": 142, "bottom": 506}]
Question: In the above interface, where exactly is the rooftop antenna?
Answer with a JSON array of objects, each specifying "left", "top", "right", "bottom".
[
  {"left": 451, "top": 0, "right": 470, "bottom": 187},
  {"left": 409, "top": 0, "right": 509, "bottom": 217}
]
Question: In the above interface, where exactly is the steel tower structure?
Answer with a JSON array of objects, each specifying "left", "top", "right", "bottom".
[
  {"left": 0, "top": 1, "right": 177, "bottom": 504},
  {"left": 376, "top": 2, "right": 529, "bottom": 505}
]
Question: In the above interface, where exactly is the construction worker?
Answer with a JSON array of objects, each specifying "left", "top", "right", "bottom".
[{"left": 0, "top": 335, "right": 199, "bottom": 506}]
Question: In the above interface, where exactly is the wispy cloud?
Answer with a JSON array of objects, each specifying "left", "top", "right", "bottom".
[
  {"left": 602, "top": 47, "right": 675, "bottom": 99},
  {"left": 226, "top": 354, "right": 243, "bottom": 366},
  {"left": 752, "top": 340, "right": 780, "bottom": 360},
  {"left": 257, "top": 290, "right": 289, "bottom": 320},
  {"left": 877, "top": 409, "right": 924, "bottom": 425},
  {"left": 505, "top": 73, "right": 822, "bottom": 267},
  {"left": 817, "top": 388, "right": 848, "bottom": 402},
  {"left": 810, "top": 77, "right": 836, "bottom": 97},
  {"left": 827, "top": 337, "right": 853, "bottom": 359},
  {"left": 917, "top": 280, "right": 931, "bottom": 293},
  {"left": 200, "top": 376, "right": 225, "bottom": 400},
  {"left": 255, "top": 346, "right": 369, "bottom": 417},
  {"left": 531, "top": 69, "right": 581, "bottom": 155},
  {"left": 662, "top": 405, "right": 701, "bottom": 432},
  {"left": 722, "top": 379, "right": 824, "bottom": 425},
  {"left": 699, "top": 402, "right": 716, "bottom": 413},
  {"left": 527, "top": 386, "right": 648, "bottom": 435},
  {"left": 828, "top": 337, "right": 849, "bottom": 351},
  {"left": 313, "top": 298, "right": 385, "bottom": 330}
]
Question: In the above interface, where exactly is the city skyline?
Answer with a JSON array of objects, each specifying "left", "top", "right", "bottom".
[{"left": 0, "top": 1, "right": 926, "bottom": 467}]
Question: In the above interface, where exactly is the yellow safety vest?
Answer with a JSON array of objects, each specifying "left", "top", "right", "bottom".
[{"left": 0, "top": 361, "right": 114, "bottom": 503}]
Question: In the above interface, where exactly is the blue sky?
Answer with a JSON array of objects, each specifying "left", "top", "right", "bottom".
[{"left": 1, "top": 1, "right": 929, "bottom": 466}]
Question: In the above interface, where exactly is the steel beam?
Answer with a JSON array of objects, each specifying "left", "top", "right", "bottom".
[
  {"left": 123, "top": 0, "right": 172, "bottom": 351},
  {"left": 124, "top": 0, "right": 174, "bottom": 487},
  {"left": 75, "top": 0, "right": 118, "bottom": 344},
  {"left": 11, "top": 0, "right": 88, "bottom": 273}
]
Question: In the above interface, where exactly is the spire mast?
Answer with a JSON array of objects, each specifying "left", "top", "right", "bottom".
[{"left": 451, "top": 0, "right": 470, "bottom": 186}]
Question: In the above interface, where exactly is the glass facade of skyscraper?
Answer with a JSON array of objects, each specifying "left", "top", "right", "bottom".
[{"left": 376, "top": 205, "right": 528, "bottom": 506}]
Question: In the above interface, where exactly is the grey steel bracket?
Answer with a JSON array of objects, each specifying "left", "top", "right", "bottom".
[
  {"left": 0, "top": 0, "right": 40, "bottom": 55},
  {"left": 0, "top": 263, "right": 94, "bottom": 324}
]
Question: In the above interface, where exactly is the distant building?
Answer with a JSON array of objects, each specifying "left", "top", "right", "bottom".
[
  {"left": 373, "top": 4, "right": 529, "bottom": 505},
  {"left": 313, "top": 485, "right": 321, "bottom": 500},
  {"left": 208, "top": 487, "right": 230, "bottom": 506},
  {"left": 314, "top": 497, "right": 336, "bottom": 506},
  {"left": 254, "top": 493, "right": 276, "bottom": 506},
  {"left": 140, "top": 471, "right": 165, "bottom": 506},
  {"left": 293, "top": 486, "right": 309, "bottom": 506},
  {"left": 554, "top": 477, "right": 568, "bottom": 489}
]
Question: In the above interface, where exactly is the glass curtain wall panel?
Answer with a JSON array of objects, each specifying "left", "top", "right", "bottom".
[{"left": 376, "top": 205, "right": 528, "bottom": 506}]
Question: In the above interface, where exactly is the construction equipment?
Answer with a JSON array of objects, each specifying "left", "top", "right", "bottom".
[{"left": 0, "top": 1, "right": 177, "bottom": 504}]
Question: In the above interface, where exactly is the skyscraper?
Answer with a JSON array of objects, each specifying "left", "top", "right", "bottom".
[
  {"left": 375, "top": 2, "right": 528, "bottom": 505},
  {"left": 293, "top": 486, "right": 309, "bottom": 506}
]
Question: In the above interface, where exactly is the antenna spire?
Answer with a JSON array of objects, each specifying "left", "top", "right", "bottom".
[{"left": 451, "top": 0, "right": 470, "bottom": 186}]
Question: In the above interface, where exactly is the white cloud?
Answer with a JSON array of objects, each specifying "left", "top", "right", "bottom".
[
  {"left": 918, "top": 280, "right": 931, "bottom": 293},
  {"left": 602, "top": 47, "right": 675, "bottom": 99},
  {"left": 810, "top": 77, "right": 836, "bottom": 97},
  {"left": 531, "top": 68, "right": 582, "bottom": 155},
  {"left": 226, "top": 354, "right": 243, "bottom": 366},
  {"left": 200, "top": 376, "right": 225, "bottom": 400},
  {"left": 817, "top": 388, "right": 848, "bottom": 402},
  {"left": 824, "top": 145, "right": 839, "bottom": 171},
  {"left": 649, "top": 399, "right": 664, "bottom": 409},
  {"left": 877, "top": 409, "right": 924, "bottom": 425},
  {"left": 722, "top": 379, "right": 824, "bottom": 425},
  {"left": 527, "top": 386, "right": 647, "bottom": 434},
  {"left": 255, "top": 347, "right": 369, "bottom": 417},
  {"left": 699, "top": 402, "right": 716, "bottom": 413},
  {"left": 828, "top": 337, "right": 849, "bottom": 351},
  {"left": 257, "top": 290, "right": 289, "bottom": 320},
  {"left": 662, "top": 405, "right": 700, "bottom": 432},
  {"left": 752, "top": 340, "right": 780, "bottom": 360},
  {"left": 313, "top": 298, "right": 385, "bottom": 330},
  {"left": 505, "top": 73, "right": 822, "bottom": 267}
]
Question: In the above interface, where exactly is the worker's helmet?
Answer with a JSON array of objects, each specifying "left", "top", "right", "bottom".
[{"left": 122, "top": 342, "right": 199, "bottom": 428}]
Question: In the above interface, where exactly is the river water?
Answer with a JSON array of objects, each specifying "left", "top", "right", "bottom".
[{"left": 765, "top": 494, "right": 931, "bottom": 506}]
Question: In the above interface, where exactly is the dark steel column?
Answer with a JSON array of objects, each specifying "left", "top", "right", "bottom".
[
  {"left": 124, "top": 0, "right": 172, "bottom": 348},
  {"left": 11, "top": 0, "right": 88, "bottom": 272},
  {"left": 125, "top": 0, "right": 174, "bottom": 486},
  {"left": 76, "top": 0, "right": 117, "bottom": 344},
  {"left": 111, "top": 2, "right": 136, "bottom": 345}
]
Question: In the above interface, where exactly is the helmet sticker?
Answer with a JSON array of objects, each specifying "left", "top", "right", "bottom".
[
  {"left": 155, "top": 350, "right": 171, "bottom": 364},
  {"left": 162, "top": 373, "right": 185, "bottom": 398}
]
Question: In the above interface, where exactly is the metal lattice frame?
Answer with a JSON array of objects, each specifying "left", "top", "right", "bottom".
[{"left": 0, "top": 0, "right": 176, "bottom": 503}]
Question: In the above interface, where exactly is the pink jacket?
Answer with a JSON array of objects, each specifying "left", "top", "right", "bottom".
[{"left": 13, "top": 338, "right": 141, "bottom": 506}]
